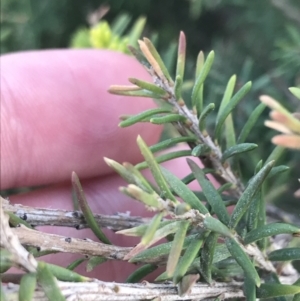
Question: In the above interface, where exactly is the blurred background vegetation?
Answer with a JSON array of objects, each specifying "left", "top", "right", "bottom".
[{"left": 1, "top": 0, "right": 299, "bottom": 212}]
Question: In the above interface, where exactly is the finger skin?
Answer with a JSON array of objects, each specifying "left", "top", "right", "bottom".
[{"left": 1, "top": 49, "right": 162, "bottom": 190}]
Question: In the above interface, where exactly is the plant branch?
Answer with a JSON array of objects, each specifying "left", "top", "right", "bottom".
[{"left": 3, "top": 280, "right": 245, "bottom": 301}]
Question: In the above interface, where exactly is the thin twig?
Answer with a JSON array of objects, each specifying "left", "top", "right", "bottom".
[{"left": 3, "top": 280, "right": 245, "bottom": 301}]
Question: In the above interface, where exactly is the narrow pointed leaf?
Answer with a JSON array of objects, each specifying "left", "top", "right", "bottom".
[
  {"left": 178, "top": 274, "right": 200, "bottom": 297},
  {"left": 46, "top": 263, "right": 90, "bottom": 282},
  {"left": 128, "top": 16, "right": 146, "bottom": 47},
  {"left": 121, "top": 185, "right": 162, "bottom": 208},
  {"left": 221, "top": 143, "right": 258, "bottom": 162},
  {"left": 217, "top": 75, "right": 237, "bottom": 148},
  {"left": 268, "top": 248, "right": 300, "bottom": 262},
  {"left": 191, "top": 51, "right": 215, "bottom": 106},
  {"left": 238, "top": 103, "right": 266, "bottom": 143},
  {"left": 141, "top": 213, "right": 164, "bottom": 245},
  {"left": 245, "top": 223, "right": 300, "bottom": 244},
  {"left": 117, "top": 220, "right": 174, "bottom": 237},
  {"left": 136, "top": 150, "right": 192, "bottom": 170},
  {"left": 200, "top": 232, "right": 219, "bottom": 283},
  {"left": 257, "top": 283, "right": 300, "bottom": 298},
  {"left": 128, "top": 45, "right": 151, "bottom": 69},
  {"left": 136, "top": 136, "right": 177, "bottom": 202},
  {"left": 143, "top": 38, "right": 173, "bottom": 83},
  {"left": 66, "top": 258, "right": 85, "bottom": 271},
  {"left": 229, "top": 160, "right": 275, "bottom": 229},
  {"left": 203, "top": 216, "right": 232, "bottom": 237},
  {"left": 191, "top": 144, "right": 211, "bottom": 157},
  {"left": 128, "top": 78, "right": 167, "bottom": 96},
  {"left": 289, "top": 87, "right": 300, "bottom": 99},
  {"left": 86, "top": 256, "right": 106, "bottom": 272},
  {"left": 111, "top": 14, "right": 132, "bottom": 35},
  {"left": 123, "top": 162, "right": 156, "bottom": 193},
  {"left": 215, "top": 82, "right": 252, "bottom": 140},
  {"left": 119, "top": 108, "right": 171, "bottom": 127},
  {"left": 173, "top": 234, "right": 205, "bottom": 283},
  {"left": 130, "top": 234, "right": 198, "bottom": 263},
  {"left": 187, "top": 159, "right": 229, "bottom": 225},
  {"left": 126, "top": 264, "right": 157, "bottom": 283},
  {"left": 199, "top": 103, "right": 215, "bottom": 131},
  {"left": 104, "top": 158, "right": 154, "bottom": 193},
  {"left": 243, "top": 276, "right": 256, "bottom": 301},
  {"left": 225, "top": 237, "right": 261, "bottom": 287},
  {"left": 19, "top": 273, "right": 37, "bottom": 301},
  {"left": 6, "top": 211, "right": 33, "bottom": 229},
  {"left": 150, "top": 114, "right": 187, "bottom": 124},
  {"left": 37, "top": 262, "right": 66, "bottom": 301},
  {"left": 125, "top": 221, "right": 182, "bottom": 260},
  {"left": 265, "top": 146, "right": 285, "bottom": 165},
  {"left": 176, "top": 31, "right": 186, "bottom": 80},
  {"left": 166, "top": 221, "right": 190, "bottom": 277},
  {"left": 161, "top": 166, "right": 209, "bottom": 213},
  {"left": 266, "top": 165, "right": 289, "bottom": 179},
  {"left": 174, "top": 75, "right": 183, "bottom": 100},
  {"left": 150, "top": 136, "right": 196, "bottom": 153},
  {"left": 72, "top": 172, "right": 111, "bottom": 244},
  {"left": 109, "top": 86, "right": 164, "bottom": 98},
  {"left": 193, "top": 51, "right": 205, "bottom": 114}
]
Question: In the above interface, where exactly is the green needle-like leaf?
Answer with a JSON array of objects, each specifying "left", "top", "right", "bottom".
[
  {"left": 128, "top": 45, "right": 151, "bottom": 69},
  {"left": 199, "top": 103, "right": 215, "bottom": 131},
  {"left": 130, "top": 234, "right": 198, "bottom": 263},
  {"left": 174, "top": 75, "right": 183, "bottom": 100},
  {"left": 187, "top": 159, "right": 230, "bottom": 225},
  {"left": 109, "top": 87, "right": 165, "bottom": 99},
  {"left": 111, "top": 14, "right": 131, "bottom": 35},
  {"left": 193, "top": 51, "right": 205, "bottom": 114},
  {"left": 217, "top": 75, "right": 237, "bottom": 149},
  {"left": 121, "top": 185, "right": 162, "bottom": 208},
  {"left": 150, "top": 114, "right": 187, "bottom": 124},
  {"left": 72, "top": 172, "right": 111, "bottom": 244},
  {"left": 19, "top": 273, "right": 37, "bottom": 301},
  {"left": 46, "top": 263, "right": 90, "bottom": 282},
  {"left": 221, "top": 143, "right": 258, "bottom": 163},
  {"left": 166, "top": 221, "right": 190, "bottom": 277},
  {"left": 215, "top": 81, "right": 252, "bottom": 141},
  {"left": 136, "top": 150, "right": 192, "bottom": 170},
  {"left": 119, "top": 108, "right": 171, "bottom": 127},
  {"left": 200, "top": 232, "right": 219, "bottom": 284},
  {"left": 203, "top": 216, "right": 232, "bottom": 237},
  {"left": 268, "top": 248, "right": 300, "bottom": 262},
  {"left": 161, "top": 166, "right": 209, "bottom": 213},
  {"left": 126, "top": 264, "right": 157, "bottom": 283},
  {"left": 191, "top": 144, "right": 211, "bottom": 157},
  {"left": 136, "top": 136, "right": 177, "bottom": 202},
  {"left": 257, "top": 283, "right": 300, "bottom": 298},
  {"left": 237, "top": 103, "right": 266, "bottom": 144},
  {"left": 229, "top": 160, "right": 275, "bottom": 229},
  {"left": 173, "top": 233, "right": 205, "bottom": 284},
  {"left": 143, "top": 38, "right": 173, "bottom": 83},
  {"left": 225, "top": 237, "right": 261, "bottom": 287},
  {"left": 37, "top": 262, "right": 66, "bottom": 301},
  {"left": 266, "top": 165, "right": 289, "bottom": 179},
  {"left": 150, "top": 136, "right": 196, "bottom": 153},
  {"left": 128, "top": 78, "right": 167, "bottom": 96},
  {"left": 243, "top": 276, "right": 256, "bottom": 301},
  {"left": 245, "top": 223, "right": 300, "bottom": 244},
  {"left": 6, "top": 211, "right": 33, "bottom": 229},
  {"left": 86, "top": 256, "right": 107, "bottom": 272},
  {"left": 66, "top": 258, "right": 85, "bottom": 271},
  {"left": 128, "top": 16, "right": 146, "bottom": 47},
  {"left": 141, "top": 213, "right": 164, "bottom": 245},
  {"left": 289, "top": 87, "right": 300, "bottom": 100},
  {"left": 191, "top": 51, "right": 215, "bottom": 109},
  {"left": 104, "top": 158, "right": 154, "bottom": 193},
  {"left": 176, "top": 31, "right": 186, "bottom": 81}
]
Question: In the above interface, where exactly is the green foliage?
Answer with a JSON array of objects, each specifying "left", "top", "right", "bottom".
[{"left": 106, "top": 33, "right": 300, "bottom": 299}]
